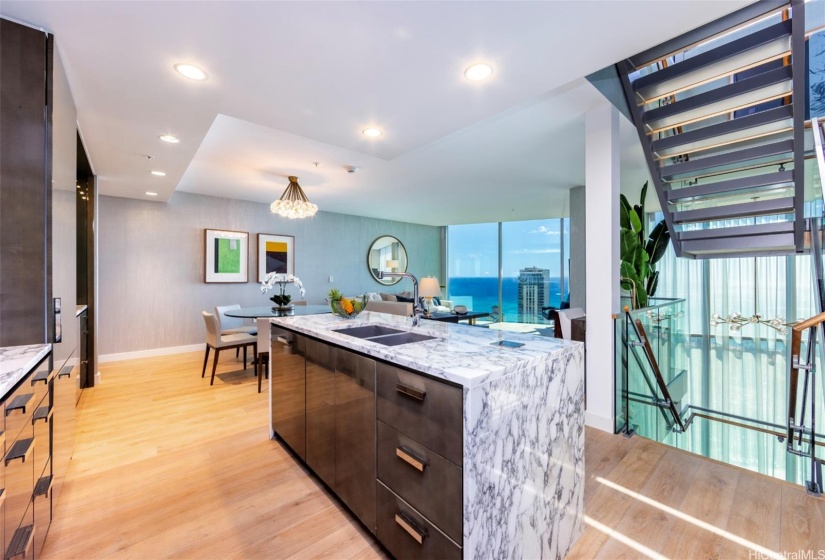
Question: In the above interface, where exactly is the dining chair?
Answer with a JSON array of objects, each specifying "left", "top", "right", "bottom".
[
  {"left": 215, "top": 304, "right": 257, "bottom": 360},
  {"left": 201, "top": 311, "right": 257, "bottom": 386},
  {"left": 215, "top": 304, "right": 257, "bottom": 335}
]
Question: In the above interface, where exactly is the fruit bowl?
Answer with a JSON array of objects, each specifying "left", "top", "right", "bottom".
[{"left": 330, "top": 295, "right": 368, "bottom": 319}]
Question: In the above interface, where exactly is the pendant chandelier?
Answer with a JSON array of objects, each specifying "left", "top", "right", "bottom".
[
  {"left": 710, "top": 257, "right": 795, "bottom": 335},
  {"left": 271, "top": 176, "right": 318, "bottom": 219}
]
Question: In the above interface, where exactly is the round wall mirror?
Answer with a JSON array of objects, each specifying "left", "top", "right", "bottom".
[{"left": 368, "top": 236, "right": 408, "bottom": 285}]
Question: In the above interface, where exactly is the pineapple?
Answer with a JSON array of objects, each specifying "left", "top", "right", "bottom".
[{"left": 327, "top": 288, "right": 343, "bottom": 302}]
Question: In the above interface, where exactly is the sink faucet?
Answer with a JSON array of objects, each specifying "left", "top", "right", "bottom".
[{"left": 377, "top": 271, "right": 423, "bottom": 327}]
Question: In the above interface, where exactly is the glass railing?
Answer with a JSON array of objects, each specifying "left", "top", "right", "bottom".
[{"left": 615, "top": 298, "right": 688, "bottom": 440}]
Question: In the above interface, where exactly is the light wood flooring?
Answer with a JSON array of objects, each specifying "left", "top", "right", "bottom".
[{"left": 41, "top": 351, "right": 825, "bottom": 559}]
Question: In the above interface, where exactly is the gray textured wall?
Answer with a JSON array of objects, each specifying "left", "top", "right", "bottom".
[
  {"left": 569, "top": 186, "right": 586, "bottom": 310},
  {"left": 98, "top": 191, "right": 442, "bottom": 355}
]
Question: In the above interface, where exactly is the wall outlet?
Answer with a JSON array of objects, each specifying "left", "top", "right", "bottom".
[{"left": 329, "top": 276, "right": 334, "bottom": 282}]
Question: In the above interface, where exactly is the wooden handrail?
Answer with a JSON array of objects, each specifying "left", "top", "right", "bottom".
[
  {"left": 791, "top": 311, "right": 825, "bottom": 333},
  {"left": 632, "top": 317, "right": 686, "bottom": 432}
]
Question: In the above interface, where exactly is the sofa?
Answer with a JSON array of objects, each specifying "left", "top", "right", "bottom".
[{"left": 357, "top": 290, "right": 453, "bottom": 317}]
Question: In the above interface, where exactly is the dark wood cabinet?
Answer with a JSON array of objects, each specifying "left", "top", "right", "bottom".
[
  {"left": 304, "top": 339, "right": 336, "bottom": 488},
  {"left": 271, "top": 334, "right": 306, "bottom": 460},
  {"left": 334, "top": 348, "right": 376, "bottom": 530},
  {"left": 0, "top": 18, "right": 53, "bottom": 348}
]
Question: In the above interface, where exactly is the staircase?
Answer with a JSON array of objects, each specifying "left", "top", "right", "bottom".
[{"left": 617, "top": 0, "right": 807, "bottom": 259}]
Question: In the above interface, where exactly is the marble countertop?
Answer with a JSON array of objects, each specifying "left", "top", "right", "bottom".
[
  {"left": 0, "top": 344, "right": 51, "bottom": 399},
  {"left": 271, "top": 311, "right": 580, "bottom": 388}
]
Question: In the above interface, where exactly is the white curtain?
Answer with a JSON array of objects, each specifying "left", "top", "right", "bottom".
[{"left": 640, "top": 216, "right": 823, "bottom": 485}]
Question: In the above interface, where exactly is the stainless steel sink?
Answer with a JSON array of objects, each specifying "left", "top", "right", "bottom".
[
  {"left": 367, "top": 332, "right": 439, "bottom": 346},
  {"left": 333, "top": 325, "right": 405, "bottom": 339},
  {"left": 333, "top": 325, "right": 439, "bottom": 346}
]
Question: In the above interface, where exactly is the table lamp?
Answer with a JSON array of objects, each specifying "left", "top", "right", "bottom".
[
  {"left": 386, "top": 259, "right": 400, "bottom": 273},
  {"left": 419, "top": 277, "right": 442, "bottom": 317}
]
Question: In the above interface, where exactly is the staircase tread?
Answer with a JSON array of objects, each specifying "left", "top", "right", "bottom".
[
  {"left": 651, "top": 105, "right": 793, "bottom": 153},
  {"left": 633, "top": 19, "right": 791, "bottom": 93},
  {"left": 644, "top": 65, "right": 792, "bottom": 125},
  {"left": 666, "top": 170, "right": 794, "bottom": 201},
  {"left": 660, "top": 139, "right": 793, "bottom": 179},
  {"left": 672, "top": 196, "right": 795, "bottom": 223}
]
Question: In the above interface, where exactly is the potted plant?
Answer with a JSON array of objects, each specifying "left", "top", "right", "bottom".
[{"left": 620, "top": 182, "right": 671, "bottom": 309}]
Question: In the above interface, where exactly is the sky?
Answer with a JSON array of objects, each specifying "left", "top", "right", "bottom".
[{"left": 447, "top": 219, "right": 568, "bottom": 278}]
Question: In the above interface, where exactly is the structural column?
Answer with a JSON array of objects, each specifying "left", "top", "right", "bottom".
[{"left": 584, "top": 102, "right": 620, "bottom": 432}]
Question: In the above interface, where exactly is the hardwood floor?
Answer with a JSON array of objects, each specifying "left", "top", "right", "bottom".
[
  {"left": 568, "top": 429, "right": 825, "bottom": 560},
  {"left": 41, "top": 350, "right": 825, "bottom": 559},
  {"left": 41, "top": 350, "right": 386, "bottom": 560}
]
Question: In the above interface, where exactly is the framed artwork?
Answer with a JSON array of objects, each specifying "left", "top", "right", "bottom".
[
  {"left": 258, "top": 233, "right": 294, "bottom": 282},
  {"left": 204, "top": 229, "right": 249, "bottom": 283}
]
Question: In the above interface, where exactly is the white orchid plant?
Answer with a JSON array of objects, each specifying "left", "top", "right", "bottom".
[{"left": 261, "top": 273, "right": 306, "bottom": 307}]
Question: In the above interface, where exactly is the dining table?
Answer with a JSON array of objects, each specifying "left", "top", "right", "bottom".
[{"left": 224, "top": 304, "right": 332, "bottom": 319}]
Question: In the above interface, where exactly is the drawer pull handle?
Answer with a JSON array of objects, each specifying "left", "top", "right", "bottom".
[
  {"left": 396, "top": 383, "right": 426, "bottom": 401},
  {"left": 5, "top": 394, "right": 33, "bottom": 416},
  {"left": 396, "top": 446, "right": 428, "bottom": 472},
  {"left": 58, "top": 365, "right": 73, "bottom": 379},
  {"left": 395, "top": 512, "right": 428, "bottom": 545},
  {"left": 5, "top": 438, "right": 34, "bottom": 467}
]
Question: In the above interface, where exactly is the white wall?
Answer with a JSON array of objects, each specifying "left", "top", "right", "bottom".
[
  {"left": 51, "top": 44, "right": 78, "bottom": 364},
  {"left": 98, "top": 191, "right": 442, "bottom": 356}
]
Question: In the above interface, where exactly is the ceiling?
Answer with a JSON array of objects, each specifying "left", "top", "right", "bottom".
[{"left": 1, "top": 0, "right": 751, "bottom": 226}]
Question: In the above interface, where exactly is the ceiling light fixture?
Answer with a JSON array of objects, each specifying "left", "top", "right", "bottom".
[
  {"left": 362, "top": 128, "right": 383, "bottom": 138},
  {"left": 159, "top": 134, "right": 179, "bottom": 143},
  {"left": 145, "top": 191, "right": 158, "bottom": 196},
  {"left": 464, "top": 63, "right": 493, "bottom": 81},
  {"left": 174, "top": 63, "right": 208, "bottom": 81},
  {"left": 151, "top": 171, "right": 166, "bottom": 176},
  {"left": 271, "top": 176, "right": 318, "bottom": 219}
]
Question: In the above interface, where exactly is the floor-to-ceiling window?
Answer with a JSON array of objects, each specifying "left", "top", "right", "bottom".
[{"left": 447, "top": 218, "right": 569, "bottom": 327}]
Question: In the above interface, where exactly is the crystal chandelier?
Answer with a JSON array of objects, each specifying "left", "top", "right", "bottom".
[
  {"left": 710, "top": 257, "right": 795, "bottom": 335},
  {"left": 271, "top": 176, "right": 318, "bottom": 219}
]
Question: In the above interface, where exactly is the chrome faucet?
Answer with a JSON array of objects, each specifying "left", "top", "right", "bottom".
[{"left": 377, "top": 271, "right": 423, "bottom": 326}]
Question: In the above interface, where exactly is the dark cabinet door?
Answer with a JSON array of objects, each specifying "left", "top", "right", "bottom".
[
  {"left": 0, "top": 19, "right": 53, "bottom": 347},
  {"left": 334, "top": 348, "right": 376, "bottom": 532},
  {"left": 271, "top": 334, "right": 306, "bottom": 459},
  {"left": 305, "top": 338, "right": 335, "bottom": 488}
]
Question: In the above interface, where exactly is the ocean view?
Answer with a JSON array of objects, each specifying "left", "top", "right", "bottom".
[{"left": 447, "top": 276, "right": 564, "bottom": 322}]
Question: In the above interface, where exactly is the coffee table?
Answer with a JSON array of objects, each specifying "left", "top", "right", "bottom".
[{"left": 423, "top": 311, "right": 489, "bottom": 325}]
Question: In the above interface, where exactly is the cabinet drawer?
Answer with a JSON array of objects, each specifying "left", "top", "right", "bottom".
[
  {"left": 376, "top": 363, "right": 463, "bottom": 466},
  {"left": 4, "top": 382, "right": 38, "bottom": 446},
  {"left": 376, "top": 481, "right": 461, "bottom": 560},
  {"left": 32, "top": 393, "right": 51, "bottom": 484},
  {"left": 377, "top": 421, "right": 462, "bottom": 543},
  {"left": 4, "top": 426, "right": 33, "bottom": 558}
]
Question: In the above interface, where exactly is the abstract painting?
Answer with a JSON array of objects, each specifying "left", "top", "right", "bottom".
[
  {"left": 257, "top": 233, "right": 294, "bottom": 282},
  {"left": 205, "top": 229, "right": 248, "bottom": 283}
]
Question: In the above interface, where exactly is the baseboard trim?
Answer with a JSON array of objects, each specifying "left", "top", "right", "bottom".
[
  {"left": 99, "top": 343, "right": 204, "bottom": 363},
  {"left": 585, "top": 411, "right": 615, "bottom": 433}
]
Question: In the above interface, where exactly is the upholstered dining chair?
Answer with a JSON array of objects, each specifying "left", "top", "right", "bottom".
[
  {"left": 215, "top": 304, "right": 257, "bottom": 335},
  {"left": 201, "top": 311, "right": 257, "bottom": 386}
]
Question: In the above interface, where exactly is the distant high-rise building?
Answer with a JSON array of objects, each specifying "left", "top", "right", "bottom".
[{"left": 518, "top": 267, "right": 550, "bottom": 322}]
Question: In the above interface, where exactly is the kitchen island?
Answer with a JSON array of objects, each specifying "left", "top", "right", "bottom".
[{"left": 269, "top": 311, "right": 584, "bottom": 559}]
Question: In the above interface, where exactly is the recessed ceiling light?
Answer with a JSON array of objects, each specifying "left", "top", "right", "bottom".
[
  {"left": 145, "top": 191, "right": 158, "bottom": 196},
  {"left": 159, "top": 134, "right": 179, "bottom": 143},
  {"left": 151, "top": 171, "right": 166, "bottom": 176},
  {"left": 464, "top": 63, "right": 493, "bottom": 81},
  {"left": 362, "top": 128, "right": 383, "bottom": 138},
  {"left": 174, "top": 63, "right": 208, "bottom": 81}
]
